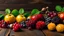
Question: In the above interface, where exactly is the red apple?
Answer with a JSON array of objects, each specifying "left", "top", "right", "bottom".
[
  {"left": 58, "top": 13, "right": 64, "bottom": 20},
  {"left": 31, "top": 14, "right": 43, "bottom": 21}
]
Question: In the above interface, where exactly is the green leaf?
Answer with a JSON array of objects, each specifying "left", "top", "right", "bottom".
[
  {"left": 12, "top": 9, "right": 19, "bottom": 17},
  {"left": 19, "top": 8, "right": 24, "bottom": 14},
  {"left": 0, "top": 14, "right": 4, "bottom": 20},
  {"left": 24, "top": 12, "right": 30, "bottom": 18},
  {"left": 55, "top": 5, "right": 62, "bottom": 12},
  {"left": 5, "top": 8, "right": 10, "bottom": 14},
  {"left": 62, "top": 7, "right": 64, "bottom": 12},
  {"left": 31, "top": 9, "right": 40, "bottom": 15}
]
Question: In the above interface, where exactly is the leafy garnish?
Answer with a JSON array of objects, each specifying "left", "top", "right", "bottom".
[
  {"left": 24, "top": 12, "right": 30, "bottom": 18},
  {"left": 0, "top": 14, "right": 4, "bottom": 20},
  {"left": 19, "top": 8, "right": 24, "bottom": 14},
  {"left": 31, "top": 9, "right": 40, "bottom": 15},
  {"left": 62, "top": 7, "right": 64, "bottom": 12},
  {"left": 12, "top": 9, "right": 19, "bottom": 17},
  {"left": 5, "top": 8, "right": 11, "bottom": 14},
  {"left": 55, "top": 5, "right": 62, "bottom": 12}
]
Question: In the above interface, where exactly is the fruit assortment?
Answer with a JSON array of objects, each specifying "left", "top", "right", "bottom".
[{"left": 0, "top": 5, "right": 64, "bottom": 33}]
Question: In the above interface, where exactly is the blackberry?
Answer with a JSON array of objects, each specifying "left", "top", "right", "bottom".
[{"left": 51, "top": 16, "right": 61, "bottom": 24}]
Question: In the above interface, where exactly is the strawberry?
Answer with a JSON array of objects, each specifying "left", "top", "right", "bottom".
[{"left": 36, "top": 21, "right": 45, "bottom": 30}]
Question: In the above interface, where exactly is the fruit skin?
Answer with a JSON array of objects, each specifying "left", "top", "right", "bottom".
[
  {"left": 47, "top": 22, "right": 56, "bottom": 31},
  {"left": 31, "top": 14, "right": 43, "bottom": 21},
  {"left": 36, "top": 21, "right": 45, "bottom": 30},
  {"left": 27, "top": 16, "right": 31, "bottom": 19},
  {"left": 16, "top": 15, "right": 26, "bottom": 23},
  {"left": 56, "top": 24, "right": 64, "bottom": 32},
  {"left": 58, "top": 12, "right": 64, "bottom": 20},
  {"left": 13, "top": 22, "right": 22, "bottom": 32},
  {"left": 47, "top": 12, "right": 57, "bottom": 18},
  {"left": 4, "top": 14, "right": 15, "bottom": 24}
]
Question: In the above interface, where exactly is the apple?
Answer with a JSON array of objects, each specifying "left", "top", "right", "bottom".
[
  {"left": 31, "top": 14, "right": 43, "bottom": 21},
  {"left": 16, "top": 15, "right": 26, "bottom": 23},
  {"left": 4, "top": 14, "right": 15, "bottom": 24},
  {"left": 58, "top": 12, "right": 64, "bottom": 20}
]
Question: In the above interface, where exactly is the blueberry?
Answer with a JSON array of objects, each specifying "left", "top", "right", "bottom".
[{"left": 51, "top": 16, "right": 61, "bottom": 24}]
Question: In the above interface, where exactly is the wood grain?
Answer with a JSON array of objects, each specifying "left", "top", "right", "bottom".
[
  {"left": 11, "top": 29, "right": 45, "bottom": 36},
  {"left": 42, "top": 30, "right": 64, "bottom": 36}
]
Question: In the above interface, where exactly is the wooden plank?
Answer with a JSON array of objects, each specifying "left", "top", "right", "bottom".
[
  {"left": 10, "top": 29, "right": 45, "bottom": 36},
  {"left": 0, "top": 28, "right": 9, "bottom": 36},
  {"left": 42, "top": 30, "right": 64, "bottom": 36}
]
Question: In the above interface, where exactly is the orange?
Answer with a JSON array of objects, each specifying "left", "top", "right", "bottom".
[
  {"left": 56, "top": 24, "right": 64, "bottom": 32},
  {"left": 47, "top": 22, "right": 56, "bottom": 31}
]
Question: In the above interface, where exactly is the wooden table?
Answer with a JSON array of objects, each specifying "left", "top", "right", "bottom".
[
  {"left": 0, "top": 11, "right": 64, "bottom": 36},
  {"left": 0, "top": 28, "right": 64, "bottom": 36}
]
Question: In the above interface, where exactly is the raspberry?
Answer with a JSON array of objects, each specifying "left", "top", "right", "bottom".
[{"left": 36, "top": 21, "right": 45, "bottom": 30}]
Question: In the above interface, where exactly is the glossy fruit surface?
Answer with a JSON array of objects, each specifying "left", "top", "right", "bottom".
[
  {"left": 47, "top": 22, "right": 56, "bottom": 30},
  {"left": 4, "top": 14, "right": 15, "bottom": 24},
  {"left": 16, "top": 15, "right": 26, "bottom": 23},
  {"left": 31, "top": 14, "right": 43, "bottom": 21},
  {"left": 47, "top": 12, "right": 57, "bottom": 18},
  {"left": 56, "top": 24, "right": 64, "bottom": 32},
  {"left": 58, "top": 12, "right": 64, "bottom": 20}
]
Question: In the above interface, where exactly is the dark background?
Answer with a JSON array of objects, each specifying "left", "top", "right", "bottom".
[{"left": 0, "top": 0, "right": 64, "bottom": 11}]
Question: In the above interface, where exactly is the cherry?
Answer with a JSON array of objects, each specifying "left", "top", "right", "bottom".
[{"left": 50, "top": 15, "right": 54, "bottom": 18}]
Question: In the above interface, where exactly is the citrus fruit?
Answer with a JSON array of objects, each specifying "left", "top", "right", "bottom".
[
  {"left": 56, "top": 24, "right": 64, "bottom": 32},
  {"left": 47, "top": 22, "right": 56, "bottom": 31}
]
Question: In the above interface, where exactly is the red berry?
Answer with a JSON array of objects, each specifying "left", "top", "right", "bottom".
[
  {"left": 13, "top": 26, "right": 19, "bottom": 32},
  {"left": 50, "top": 15, "right": 54, "bottom": 18},
  {"left": 36, "top": 21, "right": 45, "bottom": 30}
]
